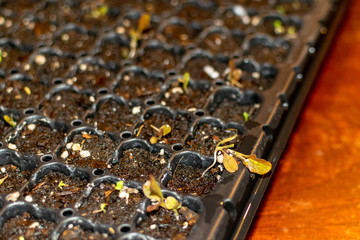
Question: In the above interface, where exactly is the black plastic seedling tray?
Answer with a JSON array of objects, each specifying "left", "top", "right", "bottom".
[{"left": 0, "top": 0, "right": 349, "bottom": 240}]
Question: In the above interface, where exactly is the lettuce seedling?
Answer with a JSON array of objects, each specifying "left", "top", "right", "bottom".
[
  {"left": 143, "top": 175, "right": 182, "bottom": 216},
  {"left": 202, "top": 135, "right": 272, "bottom": 176},
  {"left": 227, "top": 60, "right": 243, "bottom": 87},
  {"left": 129, "top": 13, "right": 151, "bottom": 58},
  {"left": 178, "top": 72, "right": 190, "bottom": 93},
  {"left": 4, "top": 114, "right": 16, "bottom": 128},
  {"left": 149, "top": 124, "right": 171, "bottom": 144}
]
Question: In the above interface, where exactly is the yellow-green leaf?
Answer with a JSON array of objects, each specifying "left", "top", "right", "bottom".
[
  {"left": 100, "top": 203, "right": 108, "bottom": 213},
  {"left": 160, "top": 124, "right": 171, "bottom": 136},
  {"left": 58, "top": 180, "right": 66, "bottom": 189},
  {"left": 4, "top": 114, "right": 16, "bottom": 128},
  {"left": 138, "top": 13, "right": 151, "bottom": 34},
  {"left": 225, "top": 149, "right": 272, "bottom": 175},
  {"left": 243, "top": 112, "right": 249, "bottom": 122},
  {"left": 143, "top": 175, "right": 163, "bottom": 203},
  {"left": 178, "top": 72, "right": 190, "bottom": 92},
  {"left": 115, "top": 181, "right": 123, "bottom": 191},
  {"left": 216, "top": 134, "right": 238, "bottom": 151},
  {"left": 0, "top": 174, "right": 8, "bottom": 186},
  {"left": 162, "top": 196, "right": 182, "bottom": 213},
  {"left": 150, "top": 136, "right": 158, "bottom": 144},
  {"left": 222, "top": 150, "right": 239, "bottom": 173}
]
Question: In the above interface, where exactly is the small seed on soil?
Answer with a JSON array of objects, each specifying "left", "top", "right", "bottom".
[
  {"left": 29, "top": 222, "right": 40, "bottom": 228},
  {"left": 160, "top": 158, "right": 166, "bottom": 164},
  {"left": 89, "top": 96, "right": 95, "bottom": 102},
  {"left": 8, "top": 143, "right": 17, "bottom": 150},
  {"left": 150, "top": 224, "right": 157, "bottom": 230},
  {"left": 61, "top": 150, "right": 69, "bottom": 159},
  {"left": 132, "top": 106, "right": 141, "bottom": 114},
  {"left": 27, "top": 124, "right": 36, "bottom": 131},
  {"left": 80, "top": 150, "right": 91, "bottom": 158},
  {"left": 25, "top": 195, "right": 33, "bottom": 202},
  {"left": 6, "top": 191, "right": 20, "bottom": 202},
  {"left": 72, "top": 143, "right": 82, "bottom": 151},
  {"left": 66, "top": 142, "right": 73, "bottom": 149},
  {"left": 204, "top": 65, "right": 219, "bottom": 79},
  {"left": 35, "top": 54, "right": 46, "bottom": 65},
  {"left": 1, "top": 167, "right": 6, "bottom": 173}
]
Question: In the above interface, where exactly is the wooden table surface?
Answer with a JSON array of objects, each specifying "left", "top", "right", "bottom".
[{"left": 246, "top": 1, "right": 360, "bottom": 239}]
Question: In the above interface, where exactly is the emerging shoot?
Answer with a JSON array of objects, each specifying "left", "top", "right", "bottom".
[
  {"left": 143, "top": 175, "right": 182, "bottom": 216},
  {"left": 100, "top": 203, "right": 108, "bottom": 213},
  {"left": 115, "top": 180, "right": 124, "bottom": 191},
  {"left": 4, "top": 114, "right": 16, "bottom": 128},
  {"left": 178, "top": 72, "right": 190, "bottom": 93},
  {"left": 0, "top": 174, "right": 8, "bottom": 186},
  {"left": 129, "top": 13, "right": 151, "bottom": 58},
  {"left": 90, "top": 4, "right": 108, "bottom": 19},
  {"left": 58, "top": 180, "right": 67, "bottom": 189},
  {"left": 202, "top": 135, "right": 272, "bottom": 176},
  {"left": 243, "top": 112, "right": 249, "bottom": 122},
  {"left": 227, "top": 60, "right": 243, "bottom": 87},
  {"left": 149, "top": 124, "right": 171, "bottom": 144}
]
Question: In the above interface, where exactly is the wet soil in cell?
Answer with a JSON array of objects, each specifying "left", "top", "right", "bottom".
[
  {"left": 136, "top": 113, "right": 191, "bottom": 145},
  {"left": 22, "top": 171, "right": 88, "bottom": 209},
  {"left": 161, "top": 82, "right": 211, "bottom": 111},
  {"left": 248, "top": 44, "right": 289, "bottom": 64},
  {"left": 86, "top": 100, "right": 140, "bottom": 133},
  {"left": 0, "top": 212, "right": 55, "bottom": 240},
  {"left": 109, "top": 148, "right": 168, "bottom": 183},
  {"left": 231, "top": 70, "right": 274, "bottom": 90},
  {"left": 66, "top": 63, "right": 117, "bottom": 90},
  {"left": 23, "top": 54, "right": 76, "bottom": 83},
  {"left": 79, "top": 182, "right": 142, "bottom": 225},
  {"left": 0, "top": 45, "right": 32, "bottom": 74},
  {"left": 11, "top": 124, "right": 66, "bottom": 155},
  {"left": 139, "top": 207, "right": 195, "bottom": 240},
  {"left": 199, "top": 32, "right": 241, "bottom": 56},
  {"left": 39, "top": 91, "right": 94, "bottom": 121},
  {"left": 137, "top": 48, "right": 177, "bottom": 72},
  {"left": 0, "top": 164, "right": 34, "bottom": 195},
  {"left": 59, "top": 132, "right": 119, "bottom": 169},
  {"left": 94, "top": 40, "right": 129, "bottom": 66},
  {"left": 211, "top": 98, "right": 259, "bottom": 123},
  {"left": 113, "top": 72, "right": 163, "bottom": 101},
  {"left": 184, "top": 57, "right": 227, "bottom": 83},
  {"left": 167, "top": 164, "right": 221, "bottom": 196},
  {"left": 58, "top": 225, "right": 113, "bottom": 240},
  {"left": 186, "top": 124, "right": 241, "bottom": 156},
  {"left": 160, "top": 23, "right": 200, "bottom": 46},
  {"left": 52, "top": 29, "right": 97, "bottom": 55},
  {"left": 176, "top": 3, "right": 214, "bottom": 22},
  {"left": 0, "top": 80, "right": 48, "bottom": 109}
]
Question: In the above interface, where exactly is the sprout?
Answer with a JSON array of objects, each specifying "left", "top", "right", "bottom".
[
  {"left": 100, "top": 203, "right": 108, "bottom": 213},
  {"left": 115, "top": 180, "right": 124, "bottom": 191},
  {"left": 129, "top": 13, "right": 151, "bottom": 58},
  {"left": 90, "top": 4, "right": 108, "bottom": 19},
  {"left": 273, "top": 20, "right": 284, "bottom": 34},
  {"left": 178, "top": 72, "right": 190, "bottom": 93},
  {"left": 143, "top": 175, "right": 182, "bottom": 216},
  {"left": 227, "top": 60, "right": 243, "bottom": 87},
  {"left": 23, "top": 86, "right": 31, "bottom": 95},
  {"left": 243, "top": 112, "right": 249, "bottom": 122},
  {"left": 0, "top": 174, "right": 8, "bottom": 186},
  {"left": 58, "top": 180, "right": 67, "bottom": 189},
  {"left": 0, "top": 49, "right": 2, "bottom": 63},
  {"left": 202, "top": 135, "right": 272, "bottom": 176},
  {"left": 149, "top": 124, "right": 171, "bottom": 144},
  {"left": 4, "top": 114, "right": 16, "bottom": 128}
]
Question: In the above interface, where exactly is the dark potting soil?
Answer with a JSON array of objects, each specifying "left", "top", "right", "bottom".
[
  {"left": 167, "top": 164, "right": 221, "bottom": 196},
  {"left": 186, "top": 124, "right": 241, "bottom": 156},
  {"left": 183, "top": 57, "right": 227, "bottom": 83},
  {"left": 110, "top": 148, "right": 168, "bottom": 183},
  {"left": 135, "top": 113, "right": 191, "bottom": 145},
  {"left": 160, "top": 23, "right": 200, "bottom": 46},
  {"left": 39, "top": 91, "right": 94, "bottom": 121},
  {"left": 11, "top": 124, "right": 66, "bottom": 155},
  {"left": 199, "top": 32, "right": 241, "bottom": 56},
  {"left": 161, "top": 82, "right": 210, "bottom": 111},
  {"left": 58, "top": 225, "right": 113, "bottom": 240},
  {"left": 52, "top": 29, "right": 97, "bottom": 55},
  {"left": 79, "top": 182, "right": 142, "bottom": 225},
  {"left": 59, "top": 132, "right": 119, "bottom": 169},
  {"left": 113, "top": 72, "right": 163, "bottom": 101},
  {"left": 22, "top": 171, "right": 88, "bottom": 209},
  {"left": 0, "top": 212, "right": 55, "bottom": 240},
  {"left": 0, "top": 164, "right": 34, "bottom": 195},
  {"left": 86, "top": 99, "right": 140, "bottom": 133},
  {"left": 0, "top": 80, "right": 48, "bottom": 109},
  {"left": 137, "top": 47, "right": 177, "bottom": 72},
  {"left": 210, "top": 98, "right": 259, "bottom": 123},
  {"left": 138, "top": 207, "right": 195, "bottom": 240}
]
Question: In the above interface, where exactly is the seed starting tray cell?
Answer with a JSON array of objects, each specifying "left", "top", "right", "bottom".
[{"left": 0, "top": 0, "right": 348, "bottom": 240}]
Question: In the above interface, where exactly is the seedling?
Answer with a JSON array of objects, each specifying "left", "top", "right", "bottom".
[
  {"left": 273, "top": 19, "right": 285, "bottom": 34},
  {"left": 129, "top": 13, "right": 151, "bottom": 58},
  {"left": 149, "top": 124, "right": 171, "bottom": 144},
  {"left": 90, "top": 4, "right": 108, "bottom": 19},
  {"left": 0, "top": 174, "right": 8, "bottom": 186},
  {"left": 24, "top": 86, "right": 31, "bottom": 95},
  {"left": 243, "top": 112, "right": 249, "bottom": 122},
  {"left": 4, "top": 114, "right": 16, "bottom": 128},
  {"left": 202, "top": 135, "right": 272, "bottom": 176},
  {"left": 227, "top": 60, "right": 243, "bottom": 87},
  {"left": 100, "top": 203, "right": 108, "bottom": 213},
  {"left": 143, "top": 175, "right": 182, "bottom": 216},
  {"left": 0, "top": 49, "right": 2, "bottom": 63},
  {"left": 178, "top": 72, "right": 190, "bottom": 93},
  {"left": 115, "top": 180, "right": 124, "bottom": 191},
  {"left": 58, "top": 180, "right": 67, "bottom": 189}
]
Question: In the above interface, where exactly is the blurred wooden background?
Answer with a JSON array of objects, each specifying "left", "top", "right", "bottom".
[{"left": 247, "top": 0, "right": 360, "bottom": 239}]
